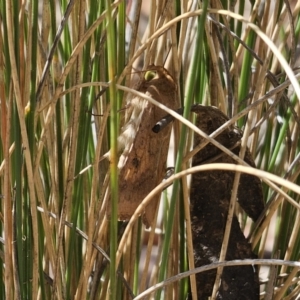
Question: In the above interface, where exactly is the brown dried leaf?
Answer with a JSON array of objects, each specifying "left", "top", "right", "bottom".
[{"left": 189, "top": 105, "right": 264, "bottom": 299}]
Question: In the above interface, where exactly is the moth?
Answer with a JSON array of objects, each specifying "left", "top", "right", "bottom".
[{"left": 107, "top": 65, "right": 178, "bottom": 227}]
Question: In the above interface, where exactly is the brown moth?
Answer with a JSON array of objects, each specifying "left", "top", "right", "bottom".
[{"left": 107, "top": 65, "right": 178, "bottom": 227}]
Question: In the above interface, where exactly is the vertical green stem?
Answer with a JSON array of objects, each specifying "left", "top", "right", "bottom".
[
  {"left": 237, "top": 29, "right": 256, "bottom": 127},
  {"left": 156, "top": 2, "right": 208, "bottom": 299},
  {"left": 105, "top": 1, "right": 118, "bottom": 299}
]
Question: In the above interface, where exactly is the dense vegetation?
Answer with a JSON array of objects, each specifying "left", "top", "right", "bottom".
[{"left": 1, "top": 0, "right": 300, "bottom": 299}]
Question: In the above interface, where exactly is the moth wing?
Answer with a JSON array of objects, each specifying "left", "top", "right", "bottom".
[
  {"left": 118, "top": 98, "right": 172, "bottom": 226},
  {"left": 107, "top": 66, "right": 178, "bottom": 226}
]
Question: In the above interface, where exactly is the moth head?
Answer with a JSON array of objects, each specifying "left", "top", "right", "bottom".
[
  {"left": 144, "top": 70, "right": 157, "bottom": 81},
  {"left": 144, "top": 65, "right": 176, "bottom": 86}
]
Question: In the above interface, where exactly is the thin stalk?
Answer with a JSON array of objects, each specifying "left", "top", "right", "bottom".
[
  {"left": 268, "top": 98, "right": 295, "bottom": 173},
  {"left": 10, "top": 2, "right": 24, "bottom": 298},
  {"left": 27, "top": 1, "right": 39, "bottom": 297},
  {"left": 6, "top": 0, "right": 39, "bottom": 297},
  {"left": 234, "top": 1, "right": 245, "bottom": 49},
  {"left": 133, "top": 220, "right": 142, "bottom": 295},
  {"left": 4, "top": 87, "right": 13, "bottom": 299},
  {"left": 156, "top": 2, "right": 208, "bottom": 299},
  {"left": 65, "top": 0, "right": 86, "bottom": 297},
  {"left": 238, "top": 29, "right": 256, "bottom": 126},
  {"left": 105, "top": 1, "right": 118, "bottom": 299},
  {"left": 0, "top": 7, "right": 7, "bottom": 296}
]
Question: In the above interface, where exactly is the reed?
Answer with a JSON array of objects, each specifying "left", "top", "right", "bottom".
[{"left": 1, "top": 0, "right": 300, "bottom": 299}]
